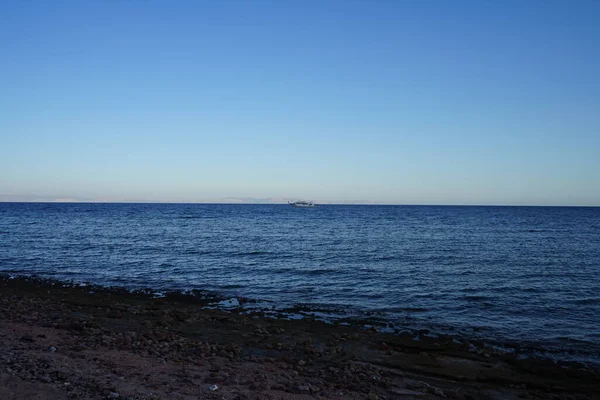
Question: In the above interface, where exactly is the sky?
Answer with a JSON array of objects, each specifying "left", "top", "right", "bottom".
[{"left": 1, "top": 0, "right": 599, "bottom": 206}]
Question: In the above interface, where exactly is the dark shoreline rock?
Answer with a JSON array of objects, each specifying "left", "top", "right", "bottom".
[{"left": 3, "top": 272, "right": 596, "bottom": 370}]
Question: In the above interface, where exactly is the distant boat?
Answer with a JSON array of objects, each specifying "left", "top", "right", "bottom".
[{"left": 288, "top": 200, "right": 316, "bottom": 207}]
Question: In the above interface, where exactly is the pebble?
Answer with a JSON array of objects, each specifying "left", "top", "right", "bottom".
[
  {"left": 48, "top": 346, "right": 57, "bottom": 352},
  {"left": 108, "top": 392, "right": 119, "bottom": 399}
]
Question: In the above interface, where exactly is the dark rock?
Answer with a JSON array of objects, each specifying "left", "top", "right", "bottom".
[
  {"left": 297, "top": 384, "right": 310, "bottom": 392},
  {"left": 68, "top": 321, "right": 85, "bottom": 331},
  {"left": 172, "top": 310, "right": 189, "bottom": 322},
  {"left": 106, "top": 309, "right": 122, "bottom": 318}
]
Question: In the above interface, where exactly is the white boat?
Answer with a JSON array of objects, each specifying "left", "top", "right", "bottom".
[{"left": 288, "top": 200, "right": 315, "bottom": 207}]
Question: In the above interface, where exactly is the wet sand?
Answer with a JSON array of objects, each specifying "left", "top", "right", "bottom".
[{"left": 1, "top": 276, "right": 599, "bottom": 399}]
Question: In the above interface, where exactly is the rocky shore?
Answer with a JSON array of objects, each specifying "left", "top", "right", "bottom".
[{"left": 1, "top": 276, "right": 599, "bottom": 399}]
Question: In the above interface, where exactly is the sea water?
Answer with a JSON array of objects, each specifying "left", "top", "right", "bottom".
[{"left": 1, "top": 203, "right": 599, "bottom": 362}]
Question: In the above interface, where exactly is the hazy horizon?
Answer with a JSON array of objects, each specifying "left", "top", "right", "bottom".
[
  {"left": 2, "top": 1, "right": 599, "bottom": 206},
  {"left": 1, "top": 194, "right": 599, "bottom": 207}
]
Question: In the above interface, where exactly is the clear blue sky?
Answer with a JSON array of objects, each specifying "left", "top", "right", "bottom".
[{"left": 1, "top": 0, "right": 599, "bottom": 205}]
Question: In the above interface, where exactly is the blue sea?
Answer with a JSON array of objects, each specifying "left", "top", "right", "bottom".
[{"left": 1, "top": 203, "right": 599, "bottom": 363}]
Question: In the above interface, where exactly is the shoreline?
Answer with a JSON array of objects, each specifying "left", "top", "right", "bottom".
[
  {"left": 3, "top": 273, "right": 597, "bottom": 366},
  {"left": 1, "top": 275, "right": 599, "bottom": 399}
]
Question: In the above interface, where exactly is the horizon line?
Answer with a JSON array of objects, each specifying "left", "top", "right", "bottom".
[{"left": 0, "top": 200, "right": 598, "bottom": 208}]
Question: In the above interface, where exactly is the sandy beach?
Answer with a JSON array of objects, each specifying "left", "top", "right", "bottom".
[{"left": 1, "top": 275, "right": 598, "bottom": 400}]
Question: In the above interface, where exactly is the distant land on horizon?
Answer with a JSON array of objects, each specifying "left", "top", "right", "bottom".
[{"left": 0, "top": 194, "right": 598, "bottom": 207}]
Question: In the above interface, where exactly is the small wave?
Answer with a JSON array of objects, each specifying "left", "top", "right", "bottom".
[
  {"left": 0, "top": 257, "right": 21, "bottom": 263},
  {"left": 460, "top": 295, "right": 491, "bottom": 301},
  {"left": 356, "top": 292, "right": 386, "bottom": 299},
  {"left": 520, "top": 287, "right": 543, "bottom": 293},
  {"left": 413, "top": 293, "right": 436, "bottom": 298},
  {"left": 0, "top": 269, "right": 32, "bottom": 274},
  {"left": 372, "top": 255, "right": 399, "bottom": 261},
  {"left": 185, "top": 250, "right": 215, "bottom": 255},
  {"left": 300, "top": 268, "right": 335, "bottom": 276},
  {"left": 270, "top": 267, "right": 292, "bottom": 274},
  {"left": 232, "top": 250, "right": 274, "bottom": 256},
  {"left": 571, "top": 297, "right": 600, "bottom": 305},
  {"left": 386, "top": 307, "right": 430, "bottom": 313},
  {"left": 273, "top": 267, "right": 335, "bottom": 276},
  {"left": 218, "top": 284, "right": 245, "bottom": 289},
  {"left": 283, "top": 303, "right": 347, "bottom": 314},
  {"left": 290, "top": 287, "right": 317, "bottom": 294}
]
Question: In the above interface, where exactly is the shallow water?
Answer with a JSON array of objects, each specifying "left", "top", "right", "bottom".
[{"left": 1, "top": 203, "right": 599, "bottom": 362}]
